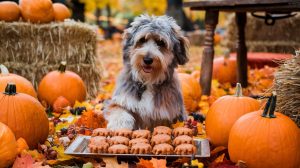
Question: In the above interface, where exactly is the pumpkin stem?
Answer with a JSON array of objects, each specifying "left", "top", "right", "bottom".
[
  {"left": 234, "top": 83, "right": 243, "bottom": 97},
  {"left": 58, "top": 61, "right": 67, "bottom": 72},
  {"left": 0, "top": 64, "right": 10, "bottom": 75},
  {"left": 4, "top": 83, "right": 17, "bottom": 95},
  {"left": 268, "top": 92, "right": 277, "bottom": 118},
  {"left": 262, "top": 94, "right": 272, "bottom": 117}
]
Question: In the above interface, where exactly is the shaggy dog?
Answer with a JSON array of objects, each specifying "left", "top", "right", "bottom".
[{"left": 104, "top": 15, "right": 189, "bottom": 130}]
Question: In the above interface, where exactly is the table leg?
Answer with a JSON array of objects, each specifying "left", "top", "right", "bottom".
[
  {"left": 236, "top": 12, "right": 248, "bottom": 87},
  {"left": 200, "top": 10, "right": 219, "bottom": 95}
]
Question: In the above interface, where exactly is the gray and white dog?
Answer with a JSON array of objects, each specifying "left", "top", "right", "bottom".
[{"left": 104, "top": 15, "right": 189, "bottom": 130}]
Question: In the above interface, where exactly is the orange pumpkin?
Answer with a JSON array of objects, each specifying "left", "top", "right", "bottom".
[
  {"left": 53, "top": 96, "right": 70, "bottom": 113},
  {"left": 38, "top": 61, "right": 86, "bottom": 107},
  {"left": 19, "top": 0, "right": 54, "bottom": 23},
  {"left": 0, "top": 1, "right": 20, "bottom": 22},
  {"left": 0, "top": 122, "right": 17, "bottom": 168},
  {"left": 53, "top": 3, "right": 71, "bottom": 21},
  {"left": 213, "top": 55, "right": 237, "bottom": 84},
  {"left": 206, "top": 83, "right": 260, "bottom": 147},
  {"left": 16, "top": 137, "right": 29, "bottom": 154},
  {"left": 178, "top": 73, "right": 202, "bottom": 113},
  {"left": 228, "top": 94, "right": 300, "bottom": 168},
  {"left": 0, "top": 65, "right": 37, "bottom": 98},
  {"left": 0, "top": 83, "right": 49, "bottom": 148}
]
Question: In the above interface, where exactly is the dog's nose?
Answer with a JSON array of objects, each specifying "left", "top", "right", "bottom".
[{"left": 143, "top": 57, "right": 153, "bottom": 65}]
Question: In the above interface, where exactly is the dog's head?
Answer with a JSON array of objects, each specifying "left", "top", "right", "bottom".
[{"left": 123, "top": 15, "right": 189, "bottom": 85}]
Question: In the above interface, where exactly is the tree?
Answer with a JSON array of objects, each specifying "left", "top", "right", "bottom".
[{"left": 166, "top": 0, "right": 194, "bottom": 31}]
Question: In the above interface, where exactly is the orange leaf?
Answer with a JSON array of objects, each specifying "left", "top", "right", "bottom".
[
  {"left": 137, "top": 158, "right": 155, "bottom": 168},
  {"left": 214, "top": 153, "right": 225, "bottom": 163},
  {"left": 75, "top": 109, "right": 107, "bottom": 129},
  {"left": 150, "top": 158, "right": 167, "bottom": 168},
  {"left": 210, "top": 146, "right": 227, "bottom": 156}
]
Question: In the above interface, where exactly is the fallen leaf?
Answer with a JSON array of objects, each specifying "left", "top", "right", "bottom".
[
  {"left": 32, "top": 162, "right": 51, "bottom": 168},
  {"left": 211, "top": 146, "right": 227, "bottom": 156},
  {"left": 52, "top": 145, "right": 73, "bottom": 161},
  {"left": 12, "top": 154, "right": 34, "bottom": 168},
  {"left": 150, "top": 158, "right": 166, "bottom": 168},
  {"left": 137, "top": 158, "right": 154, "bottom": 168},
  {"left": 102, "top": 157, "right": 128, "bottom": 168},
  {"left": 214, "top": 153, "right": 225, "bottom": 163}
]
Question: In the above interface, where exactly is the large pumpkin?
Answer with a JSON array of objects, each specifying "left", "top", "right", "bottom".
[
  {"left": 38, "top": 61, "right": 87, "bottom": 107},
  {"left": 178, "top": 73, "right": 202, "bottom": 113},
  {"left": 228, "top": 94, "right": 300, "bottom": 168},
  {"left": 53, "top": 3, "right": 71, "bottom": 21},
  {"left": 0, "top": 83, "right": 49, "bottom": 148},
  {"left": 19, "top": 0, "right": 54, "bottom": 23},
  {"left": 0, "top": 122, "right": 17, "bottom": 168},
  {"left": 0, "top": 1, "right": 20, "bottom": 22},
  {"left": 213, "top": 55, "right": 237, "bottom": 84},
  {"left": 0, "top": 65, "right": 37, "bottom": 98},
  {"left": 206, "top": 83, "right": 260, "bottom": 147}
]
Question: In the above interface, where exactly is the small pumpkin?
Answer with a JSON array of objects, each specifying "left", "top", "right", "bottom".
[
  {"left": 53, "top": 3, "right": 71, "bottom": 21},
  {"left": 19, "top": 0, "right": 54, "bottom": 23},
  {"left": 16, "top": 137, "right": 29, "bottom": 154},
  {"left": 38, "top": 61, "right": 86, "bottom": 107},
  {"left": 178, "top": 73, "right": 202, "bottom": 113},
  {"left": 0, "top": 1, "right": 20, "bottom": 22},
  {"left": 53, "top": 96, "right": 70, "bottom": 113},
  {"left": 206, "top": 83, "right": 260, "bottom": 147},
  {"left": 0, "top": 122, "right": 17, "bottom": 168},
  {"left": 228, "top": 93, "right": 300, "bottom": 168},
  {"left": 213, "top": 54, "right": 237, "bottom": 84},
  {"left": 0, "top": 64, "right": 37, "bottom": 98},
  {"left": 0, "top": 83, "right": 49, "bottom": 148}
]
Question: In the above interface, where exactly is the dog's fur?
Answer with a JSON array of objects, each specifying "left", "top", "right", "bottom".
[{"left": 104, "top": 15, "right": 189, "bottom": 130}]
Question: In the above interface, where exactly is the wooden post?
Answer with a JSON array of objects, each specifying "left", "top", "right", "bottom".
[
  {"left": 236, "top": 12, "right": 248, "bottom": 87},
  {"left": 200, "top": 10, "right": 219, "bottom": 95}
]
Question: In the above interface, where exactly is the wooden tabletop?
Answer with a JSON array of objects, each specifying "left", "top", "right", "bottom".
[{"left": 184, "top": 0, "right": 300, "bottom": 12}]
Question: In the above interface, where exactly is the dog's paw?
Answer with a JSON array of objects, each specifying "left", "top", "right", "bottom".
[{"left": 106, "top": 110, "right": 135, "bottom": 130}]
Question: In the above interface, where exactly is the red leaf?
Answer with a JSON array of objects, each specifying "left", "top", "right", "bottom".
[{"left": 12, "top": 154, "right": 34, "bottom": 168}]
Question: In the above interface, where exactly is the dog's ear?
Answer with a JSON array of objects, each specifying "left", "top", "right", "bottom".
[
  {"left": 122, "top": 28, "right": 132, "bottom": 62},
  {"left": 174, "top": 35, "right": 189, "bottom": 65}
]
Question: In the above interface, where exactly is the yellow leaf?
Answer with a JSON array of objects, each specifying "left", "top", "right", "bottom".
[
  {"left": 52, "top": 145, "right": 73, "bottom": 161},
  {"left": 73, "top": 101, "right": 94, "bottom": 111}
]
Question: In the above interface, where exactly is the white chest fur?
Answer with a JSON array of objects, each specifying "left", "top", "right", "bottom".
[{"left": 112, "top": 86, "right": 172, "bottom": 122}]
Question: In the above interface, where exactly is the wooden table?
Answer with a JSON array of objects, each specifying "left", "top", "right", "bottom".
[{"left": 183, "top": 0, "right": 300, "bottom": 95}]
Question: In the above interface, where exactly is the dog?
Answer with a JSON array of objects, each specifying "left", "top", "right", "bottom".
[{"left": 104, "top": 15, "right": 189, "bottom": 130}]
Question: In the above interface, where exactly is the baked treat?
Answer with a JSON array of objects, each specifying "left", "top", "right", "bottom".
[
  {"left": 112, "top": 128, "right": 132, "bottom": 138},
  {"left": 153, "top": 126, "right": 172, "bottom": 135},
  {"left": 129, "top": 138, "right": 149, "bottom": 147},
  {"left": 88, "top": 136, "right": 109, "bottom": 153},
  {"left": 173, "top": 135, "right": 193, "bottom": 146},
  {"left": 130, "top": 143, "right": 152, "bottom": 154},
  {"left": 108, "top": 144, "right": 129, "bottom": 154},
  {"left": 172, "top": 127, "right": 193, "bottom": 137},
  {"left": 132, "top": 129, "right": 151, "bottom": 139},
  {"left": 108, "top": 136, "right": 130, "bottom": 146},
  {"left": 174, "top": 144, "right": 196, "bottom": 155},
  {"left": 152, "top": 143, "right": 174, "bottom": 155},
  {"left": 92, "top": 128, "right": 111, "bottom": 137},
  {"left": 151, "top": 134, "right": 171, "bottom": 146}
]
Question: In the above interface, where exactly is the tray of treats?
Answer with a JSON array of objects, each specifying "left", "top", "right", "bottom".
[{"left": 65, "top": 126, "right": 210, "bottom": 158}]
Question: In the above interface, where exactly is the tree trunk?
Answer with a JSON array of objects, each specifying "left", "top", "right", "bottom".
[{"left": 166, "top": 0, "right": 194, "bottom": 31}]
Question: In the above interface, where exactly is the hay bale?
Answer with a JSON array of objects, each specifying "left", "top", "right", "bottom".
[
  {"left": 0, "top": 20, "right": 101, "bottom": 98},
  {"left": 274, "top": 51, "right": 300, "bottom": 127},
  {"left": 223, "top": 14, "right": 300, "bottom": 53}
]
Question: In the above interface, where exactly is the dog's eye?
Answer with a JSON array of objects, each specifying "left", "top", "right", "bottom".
[
  {"left": 138, "top": 37, "right": 146, "bottom": 44},
  {"left": 156, "top": 40, "right": 166, "bottom": 48}
]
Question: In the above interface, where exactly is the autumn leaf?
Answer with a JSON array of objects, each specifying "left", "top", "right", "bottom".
[
  {"left": 150, "top": 158, "right": 167, "bottom": 168},
  {"left": 52, "top": 145, "right": 73, "bottom": 161},
  {"left": 75, "top": 109, "right": 107, "bottom": 129},
  {"left": 137, "top": 158, "right": 154, "bottom": 168},
  {"left": 32, "top": 162, "right": 51, "bottom": 168},
  {"left": 102, "top": 157, "right": 128, "bottom": 168},
  {"left": 12, "top": 154, "right": 34, "bottom": 168},
  {"left": 214, "top": 153, "right": 225, "bottom": 163},
  {"left": 21, "top": 150, "right": 45, "bottom": 162}
]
